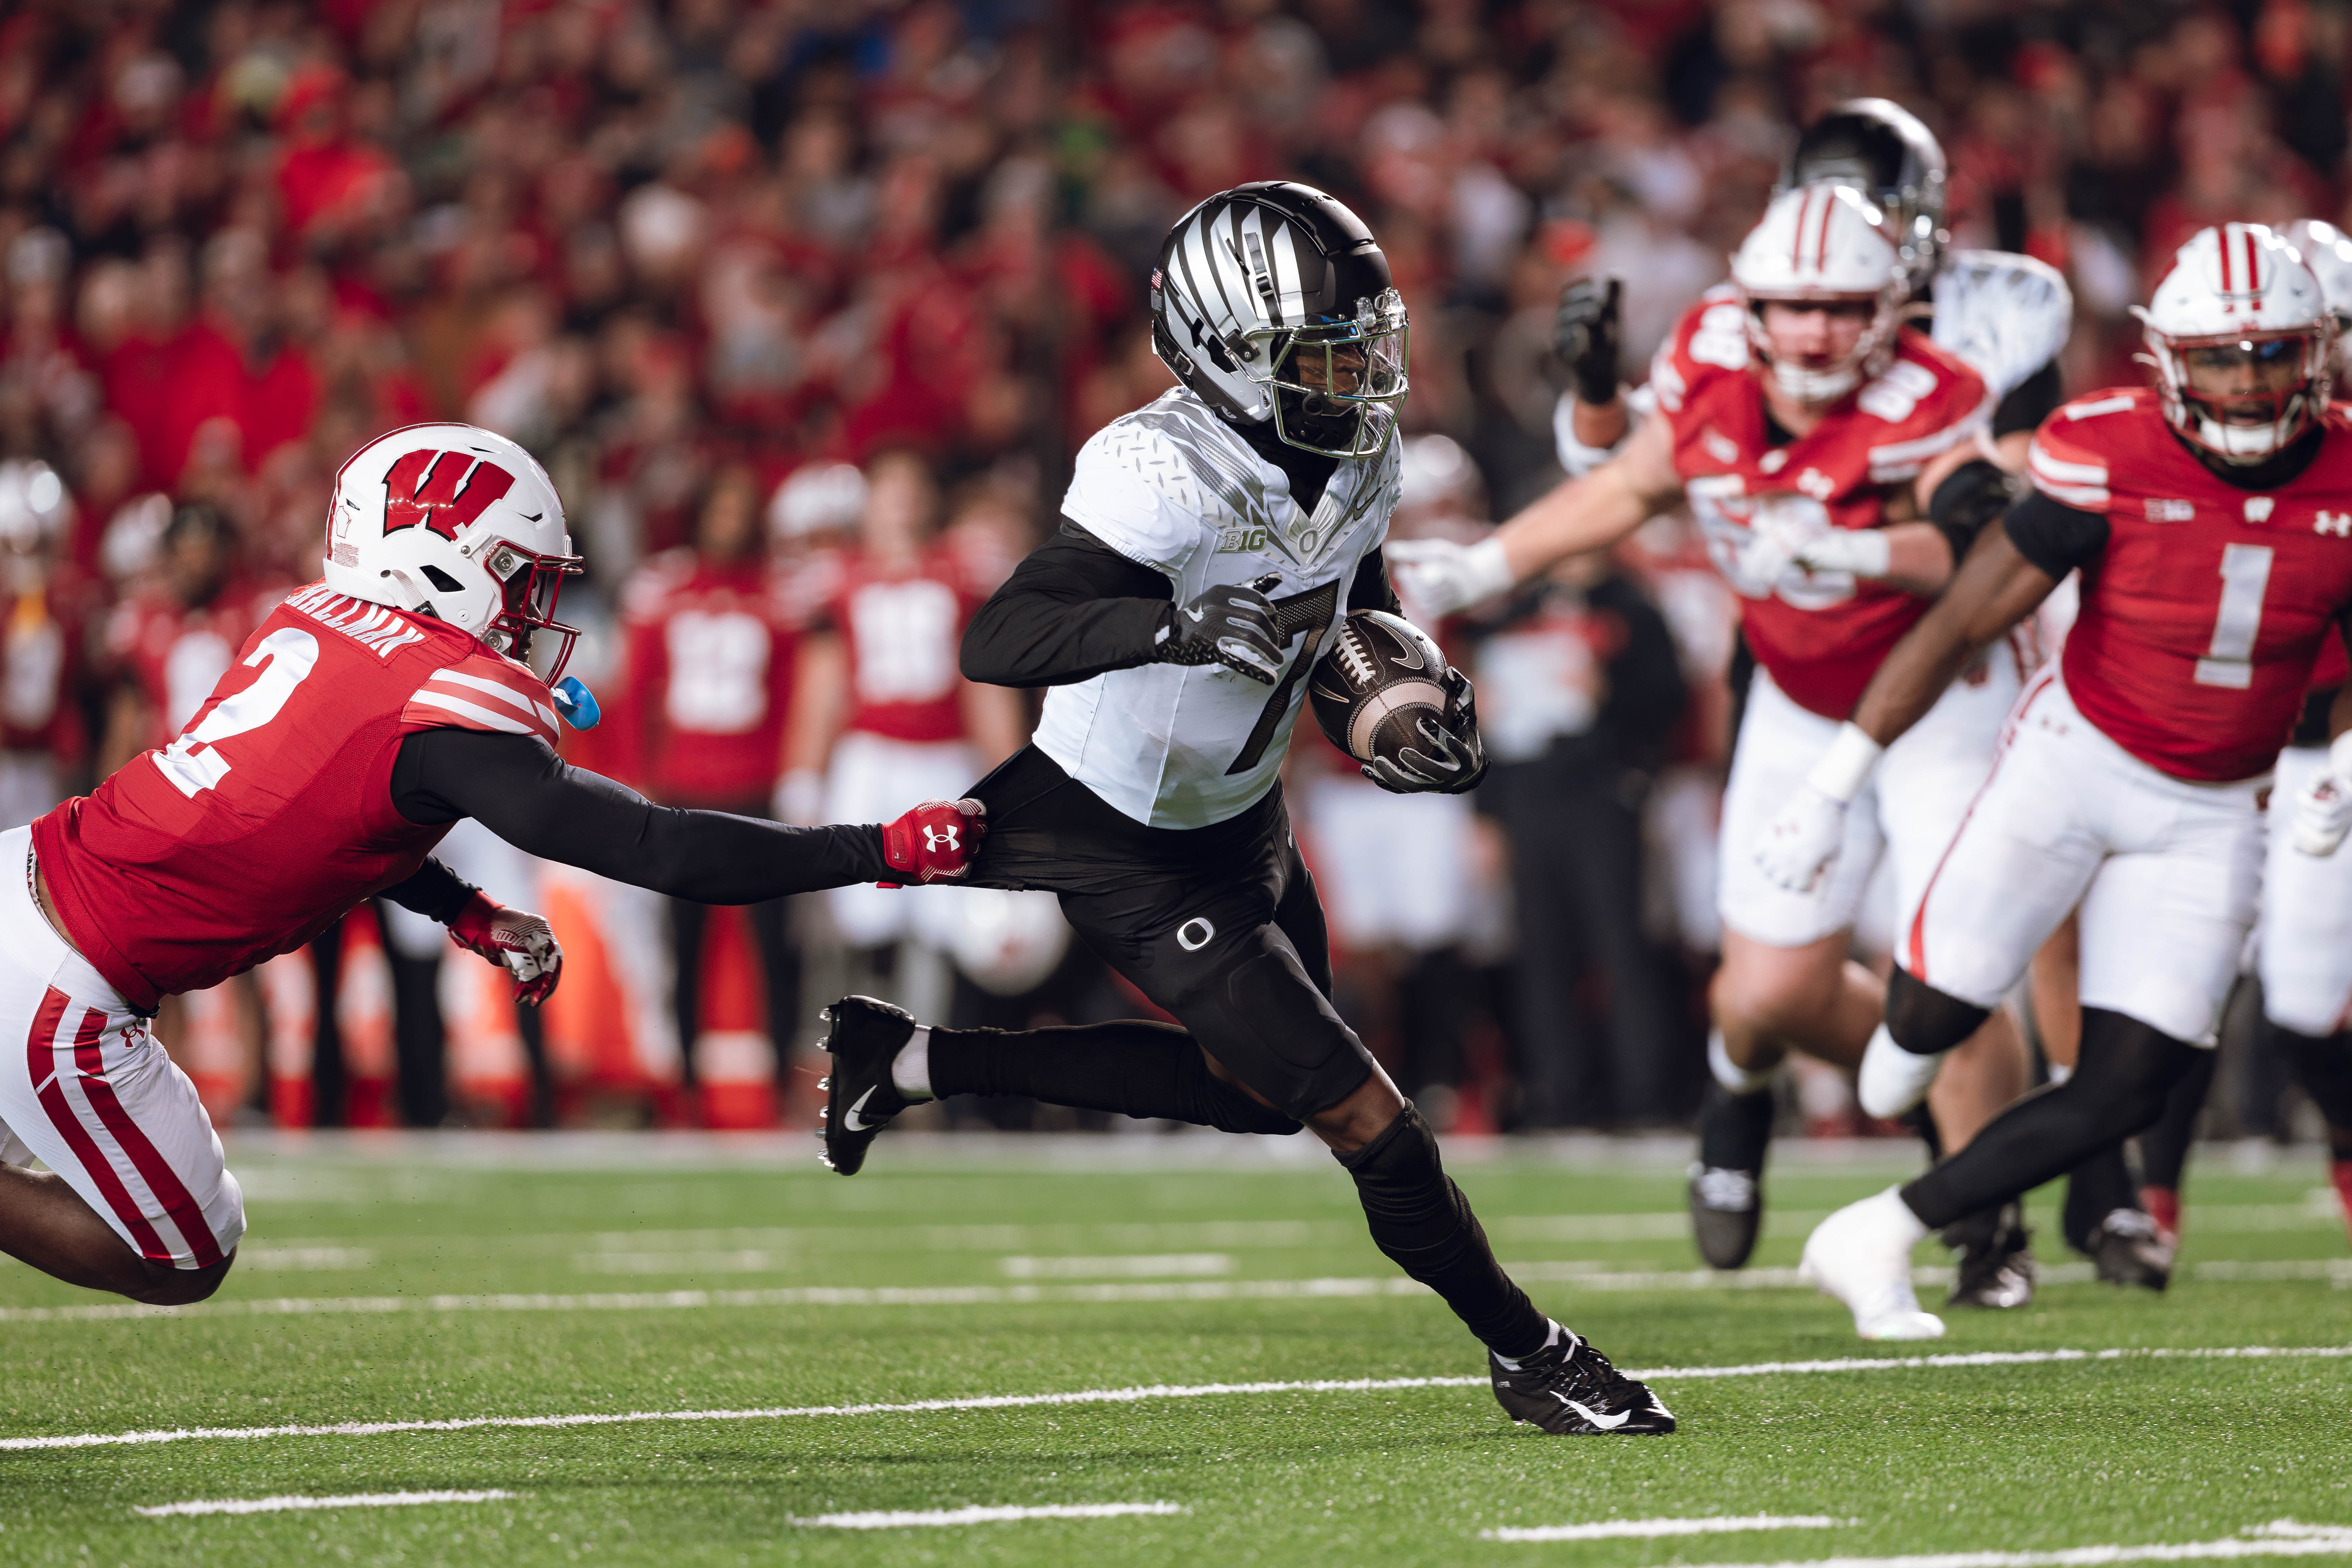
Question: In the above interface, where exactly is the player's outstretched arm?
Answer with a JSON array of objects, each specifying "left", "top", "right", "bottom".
[
  {"left": 1389, "top": 414, "right": 1681, "bottom": 617},
  {"left": 390, "top": 728, "right": 980, "bottom": 901},
  {"left": 1753, "top": 525, "right": 2058, "bottom": 894},
  {"left": 380, "top": 859, "right": 565, "bottom": 1005}
]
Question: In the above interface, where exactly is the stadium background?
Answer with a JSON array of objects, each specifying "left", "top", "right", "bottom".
[{"left": 0, "top": 0, "right": 2335, "bottom": 1141}]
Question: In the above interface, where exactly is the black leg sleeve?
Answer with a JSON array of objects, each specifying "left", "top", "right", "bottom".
[
  {"left": 2060, "top": 1143, "right": 2142, "bottom": 1255},
  {"left": 1338, "top": 1104, "right": 1549, "bottom": 1358},
  {"left": 669, "top": 898, "right": 708, "bottom": 1089},
  {"left": 2137, "top": 1044, "right": 2218, "bottom": 1190},
  {"left": 1902, "top": 1009, "right": 2201, "bottom": 1229},
  {"left": 927, "top": 1021, "right": 1303, "bottom": 1134},
  {"left": 2279, "top": 1026, "right": 2352, "bottom": 1158}
]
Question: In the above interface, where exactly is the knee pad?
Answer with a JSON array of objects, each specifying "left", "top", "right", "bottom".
[
  {"left": 1173, "top": 939, "right": 1372, "bottom": 1121},
  {"left": 1886, "top": 966, "right": 1990, "bottom": 1057}
]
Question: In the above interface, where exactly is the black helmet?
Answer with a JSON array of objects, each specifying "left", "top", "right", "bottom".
[
  {"left": 1149, "top": 180, "right": 1409, "bottom": 460},
  {"left": 1784, "top": 98, "right": 1948, "bottom": 278}
]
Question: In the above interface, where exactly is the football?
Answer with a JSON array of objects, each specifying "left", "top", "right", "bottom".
[{"left": 1307, "top": 609, "right": 1452, "bottom": 766}]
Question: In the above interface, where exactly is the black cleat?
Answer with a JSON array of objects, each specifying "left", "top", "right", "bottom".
[
  {"left": 1490, "top": 1321, "right": 1675, "bottom": 1435},
  {"left": 1945, "top": 1201, "right": 2035, "bottom": 1310},
  {"left": 1689, "top": 1165, "right": 1763, "bottom": 1270},
  {"left": 2090, "top": 1207, "right": 2173, "bottom": 1290},
  {"left": 818, "top": 995, "right": 916, "bottom": 1175}
]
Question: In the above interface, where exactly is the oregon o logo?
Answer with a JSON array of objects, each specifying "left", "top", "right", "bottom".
[{"left": 1177, "top": 917, "right": 1215, "bottom": 952}]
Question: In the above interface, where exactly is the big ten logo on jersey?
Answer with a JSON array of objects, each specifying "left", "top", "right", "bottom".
[
  {"left": 664, "top": 610, "right": 772, "bottom": 733},
  {"left": 1217, "top": 525, "right": 1272, "bottom": 553},
  {"left": 1685, "top": 479, "right": 1853, "bottom": 610},
  {"left": 380, "top": 450, "right": 515, "bottom": 542},
  {"left": 850, "top": 579, "right": 959, "bottom": 703}
]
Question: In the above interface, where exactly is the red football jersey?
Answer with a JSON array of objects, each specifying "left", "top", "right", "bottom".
[
  {"left": 619, "top": 550, "right": 799, "bottom": 806},
  {"left": 2027, "top": 389, "right": 2352, "bottom": 781},
  {"left": 1652, "top": 287, "right": 1991, "bottom": 717},
  {"left": 105, "top": 579, "right": 290, "bottom": 750},
  {"left": 829, "top": 546, "right": 976, "bottom": 744},
  {"left": 34, "top": 583, "right": 561, "bottom": 1009}
]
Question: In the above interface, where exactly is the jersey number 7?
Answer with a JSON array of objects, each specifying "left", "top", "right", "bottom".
[{"left": 1226, "top": 581, "right": 1342, "bottom": 775}]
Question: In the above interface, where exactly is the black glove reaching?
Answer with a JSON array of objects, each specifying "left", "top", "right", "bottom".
[
  {"left": 1364, "top": 664, "right": 1488, "bottom": 795},
  {"left": 1156, "top": 579, "right": 1284, "bottom": 685},
  {"left": 1553, "top": 276, "right": 1623, "bottom": 405}
]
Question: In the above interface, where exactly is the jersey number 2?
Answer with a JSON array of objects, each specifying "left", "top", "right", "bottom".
[
  {"left": 2194, "top": 543, "right": 2273, "bottom": 690},
  {"left": 154, "top": 628, "right": 321, "bottom": 798}
]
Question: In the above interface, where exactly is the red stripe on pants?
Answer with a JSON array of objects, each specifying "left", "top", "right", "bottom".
[
  {"left": 28, "top": 987, "right": 173, "bottom": 1263},
  {"left": 70, "top": 1010, "right": 223, "bottom": 1268}
]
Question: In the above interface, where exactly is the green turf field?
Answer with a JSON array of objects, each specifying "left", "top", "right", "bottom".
[{"left": 2, "top": 1133, "right": 2347, "bottom": 1566}]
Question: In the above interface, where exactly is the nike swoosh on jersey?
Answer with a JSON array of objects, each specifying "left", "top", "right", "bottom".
[
  {"left": 1557, "top": 1395, "right": 1634, "bottom": 1430},
  {"left": 842, "top": 1087, "right": 889, "bottom": 1133}
]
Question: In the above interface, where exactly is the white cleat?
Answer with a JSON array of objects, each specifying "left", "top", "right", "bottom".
[
  {"left": 1801, "top": 1187, "right": 1947, "bottom": 1342},
  {"left": 1857, "top": 1025, "right": 1947, "bottom": 1119}
]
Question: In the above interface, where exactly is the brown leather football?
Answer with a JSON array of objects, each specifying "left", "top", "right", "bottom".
[{"left": 1307, "top": 610, "right": 1450, "bottom": 765}]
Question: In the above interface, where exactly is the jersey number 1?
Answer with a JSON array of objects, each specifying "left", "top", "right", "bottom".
[
  {"left": 154, "top": 629, "right": 322, "bottom": 798},
  {"left": 2194, "top": 543, "right": 2273, "bottom": 690}
]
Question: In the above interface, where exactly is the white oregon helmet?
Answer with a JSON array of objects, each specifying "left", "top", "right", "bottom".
[
  {"left": 1150, "top": 180, "right": 1409, "bottom": 459},
  {"left": 1731, "top": 185, "right": 1912, "bottom": 405},
  {"left": 324, "top": 423, "right": 585, "bottom": 678},
  {"left": 2136, "top": 224, "right": 2335, "bottom": 464},
  {"left": 2281, "top": 219, "right": 2352, "bottom": 338}
]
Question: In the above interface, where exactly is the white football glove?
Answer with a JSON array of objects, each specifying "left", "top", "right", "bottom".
[
  {"left": 1731, "top": 521, "right": 1799, "bottom": 596},
  {"left": 2293, "top": 732, "right": 2352, "bottom": 856},
  {"left": 1788, "top": 527, "right": 1892, "bottom": 579},
  {"left": 1752, "top": 722, "right": 1884, "bottom": 893},
  {"left": 1386, "top": 536, "right": 1515, "bottom": 619}
]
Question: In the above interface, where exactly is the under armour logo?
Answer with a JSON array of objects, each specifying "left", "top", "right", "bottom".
[
  {"left": 2317, "top": 511, "right": 2352, "bottom": 537},
  {"left": 383, "top": 450, "right": 516, "bottom": 541},
  {"left": 922, "top": 824, "right": 960, "bottom": 853}
]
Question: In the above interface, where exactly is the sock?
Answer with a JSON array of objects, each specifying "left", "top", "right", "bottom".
[
  {"left": 926, "top": 1021, "right": 1302, "bottom": 1134},
  {"left": 1340, "top": 1104, "right": 1548, "bottom": 1358},
  {"left": 1696, "top": 1078, "right": 1775, "bottom": 1184},
  {"left": 889, "top": 1026, "right": 933, "bottom": 1101},
  {"left": 2140, "top": 1184, "right": 2181, "bottom": 1240},
  {"left": 2137, "top": 1044, "right": 2214, "bottom": 1191},
  {"left": 2333, "top": 1162, "right": 2352, "bottom": 1244},
  {"left": 1709, "top": 1030, "right": 1772, "bottom": 1095}
]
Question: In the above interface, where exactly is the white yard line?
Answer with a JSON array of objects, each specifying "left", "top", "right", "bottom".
[
  {"left": 7, "top": 1343, "right": 2346, "bottom": 1454},
  {"left": 792, "top": 1502, "right": 1185, "bottom": 1529},
  {"left": 1663, "top": 1523, "right": 2352, "bottom": 1568},
  {"left": 135, "top": 1489, "right": 514, "bottom": 1518},
  {"left": 1485, "top": 1515, "right": 1847, "bottom": 1542},
  {"left": 3, "top": 1257, "right": 2342, "bottom": 1325}
]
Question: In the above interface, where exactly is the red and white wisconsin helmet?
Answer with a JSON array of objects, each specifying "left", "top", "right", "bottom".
[
  {"left": 324, "top": 423, "right": 585, "bottom": 679},
  {"left": 2136, "top": 224, "right": 2335, "bottom": 464},
  {"left": 1731, "top": 184, "right": 1912, "bottom": 405}
]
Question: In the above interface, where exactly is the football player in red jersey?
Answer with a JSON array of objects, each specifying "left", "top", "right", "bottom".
[
  {"left": 1393, "top": 186, "right": 2032, "bottom": 1291},
  {"left": 1788, "top": 225, "right": 2352, "bottom": 1336},
  {"left": 619, "top": 464, "right": 806, "bottom": 1102},
  {"left": 0, "top": 423, "right": 982, "bottom": 1307}
]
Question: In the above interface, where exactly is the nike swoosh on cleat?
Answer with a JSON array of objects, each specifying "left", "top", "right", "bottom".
[
  {"left": 841, "top": 1086, "right": 888, "bottom": 1134},
  {"left": 1556, "top": 1395, "right": 1634, "bottom": 1431}
]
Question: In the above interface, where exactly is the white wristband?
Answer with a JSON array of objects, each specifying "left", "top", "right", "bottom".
[
  {"left": 1798, "top": 529, "right": 1893, "bottom": 579},
  {"left": 1461, "top": 535, "right": 1516, "bottom": 604},
  {"left": 1804, "top": 722, "right": 1885, "bottom": 805}
]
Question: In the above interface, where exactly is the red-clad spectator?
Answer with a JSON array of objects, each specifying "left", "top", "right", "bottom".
[
  {"left": 618, "top": 465, "right": 806, "bottom": 1102},
  {"left": 0, "top": 460, "right": 103, "bottom": 826},
  {"left": 273, "top": 64, "right": 400, "bottom": 250}
]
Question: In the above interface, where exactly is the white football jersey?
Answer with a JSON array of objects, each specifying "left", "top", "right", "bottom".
[
  {"left": 1037, "top": 388, "right": 1400, "bottom": 828},
  {"left": 1929, "top": 250, "right": 2072, "bottom": 402}
]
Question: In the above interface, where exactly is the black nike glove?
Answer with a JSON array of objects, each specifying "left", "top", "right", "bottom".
[
  {"left": 1553, "top": 276, "right": 1623, "bottom": 405},
  {"left": 1364, "top": 665, "right": 1487, "bottom": 795},
  {"left": 1155, "top": 581, "right": 1284, "bottom": 685}
]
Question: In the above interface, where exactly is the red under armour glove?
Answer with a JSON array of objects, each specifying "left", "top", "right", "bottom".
[
  {"left": 447, "top": 891, "right": 564, "bottom": 1007},
  {"left": 879, "top": 797, "right": 987, "bottom": 886}
]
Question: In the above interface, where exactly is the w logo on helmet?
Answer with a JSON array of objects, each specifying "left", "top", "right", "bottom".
[{"left": 383, "top": 449, "right": 516, "bottom": 541}]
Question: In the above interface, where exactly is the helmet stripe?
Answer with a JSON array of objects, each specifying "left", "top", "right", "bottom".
[
  {"left": 2247, "top": 228, "right": 2263, "bottom": 296},
  {"left": 1813, "top": 188, "right": 1838, "bottom": 273},
  {"left": 2219, "top": 227, "right": 2234, "bottom": 293},
  {"left": 1791, "top": 188, "right": 1810, "bottom": 270},
  {"left": 1268, "top": 218, "right": 1304, "bottom": 325}
]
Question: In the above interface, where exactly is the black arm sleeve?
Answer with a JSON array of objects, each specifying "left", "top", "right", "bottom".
[
  {"left": 2000, "top": 489, "right": 2111, "bottom": 579},
  {"left": 1992, "top": 359, "right": 2064, "bottom": 439},
  {"left": 958, "top": 521, "right": 1177, "bottom": 687},
  {"left": 379, "top": 857, "right": 477, "bottom": 923},
  {"left": 1926, "top": 459, "right": 2016, "bottom": 567},
  {"left": 1348, "top": 547, "right": 1401, "bottom": 616},
  {"left": 391, "top": 728, "right": 892, "bottom": 901}
]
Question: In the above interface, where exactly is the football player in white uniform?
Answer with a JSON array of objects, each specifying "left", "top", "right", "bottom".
[
  {"left": 811, "top": 182, "right": 1673, "bottom": 1437},
  {"left": 1394, "top": 116, "right": 2056, "bottom": 1311}
]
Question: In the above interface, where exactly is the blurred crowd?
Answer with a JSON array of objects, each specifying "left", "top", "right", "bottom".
[{"left": 0, "top": 0, "right": 2341, "bottom": 1136}]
